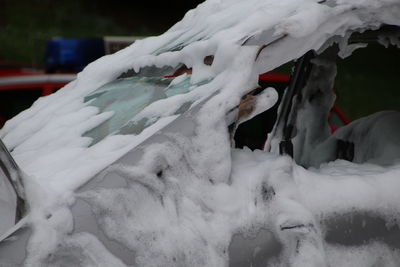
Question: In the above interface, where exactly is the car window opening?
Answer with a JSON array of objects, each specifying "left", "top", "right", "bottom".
[
  {"left": 232, "top": 73, "right": 289, "bottom": 150},
  {"left": 232, "top": 26, "right": 400, "bottom": 167},
  {"left": 325, "top": 39, "right": 400, "bottom": 167},
  {"left": 167, "top": 64, "right": 192, "bottom": 77},
  {"left": 275, "top": 26, "right": 400, "bottom": 168},
  {"left": 203, "top": 55, "right": 214, "bottom": 66},
  {"left": 166, "top": 56, "right": 214, "bottom": 78}
]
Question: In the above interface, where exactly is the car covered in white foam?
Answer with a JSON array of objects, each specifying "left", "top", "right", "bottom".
[{"left": 1, "top": 0, "right": 400, "bottom": 266}]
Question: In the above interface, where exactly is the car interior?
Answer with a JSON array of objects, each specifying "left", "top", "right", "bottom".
[{"left": 233, "top": 25, "right": 400, "bottom": 168}]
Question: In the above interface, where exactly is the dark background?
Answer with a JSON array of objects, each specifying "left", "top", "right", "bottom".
[{"left": 0, "top": 0, "right": 203, "bottom": 65}]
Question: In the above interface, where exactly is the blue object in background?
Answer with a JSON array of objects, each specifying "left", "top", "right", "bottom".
[{"left": 45, "top": 37, "right": 105, "bottom": 73}]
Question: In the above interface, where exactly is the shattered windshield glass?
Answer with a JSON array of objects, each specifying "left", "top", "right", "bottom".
[{"left": 83, "top": 75, "right": 198, "bottom": 145}]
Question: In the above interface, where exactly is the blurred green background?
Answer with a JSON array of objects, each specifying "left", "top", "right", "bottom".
[
  {"left": 335, "top": 44, "right": 400, "bottom": 120},
  {"left": 0, "top": 0, "right": 203, "bottom": 65}
]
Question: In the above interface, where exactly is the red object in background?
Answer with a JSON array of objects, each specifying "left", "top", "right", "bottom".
[
  {"left": 0, "top": 67, "right": 43, "bottom": 77},
  {"left": 0, "top": 75, "right": 76, "bottom": 96},
  {"left": 258, "top": 72, "right": 290, "bottom": 83},
  {"left": 165, "top": 69, "right": 292, "bottom": 83},
  {"left": 329, "top": 105, "right": 352, "bottom": 132},
  {"left": 0, "top": 60, "right": 75, "bottom": 96},
  {"left": 0, "top": 61, "right": 77, "bottom": 127},
  {"left": 332, "top": 104, "right": 352, "bottom": 125},
  {"left": 0, "top": 60, "right": 44, "bottom": 77}
]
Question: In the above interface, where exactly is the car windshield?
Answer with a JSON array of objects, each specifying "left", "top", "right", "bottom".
[{"left": 83, "top": 74, "right": 201, "bottom": 145}]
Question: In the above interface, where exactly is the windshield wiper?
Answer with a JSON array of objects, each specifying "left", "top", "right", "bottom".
[{"left": 277, "top": 51, "right": 315, "bottom": 157}]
